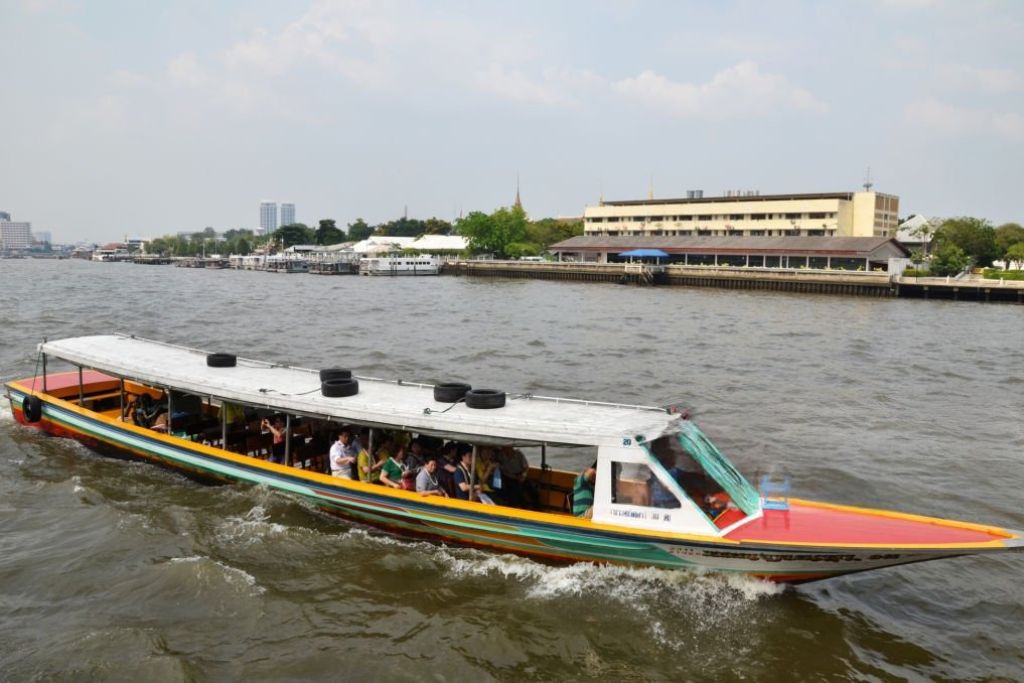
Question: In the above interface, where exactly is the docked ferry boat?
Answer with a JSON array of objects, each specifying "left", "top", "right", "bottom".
[
  {"left": 6, "top": 335, "right": 1022, "bottom": 584},
  {"left": 359, "top": 255, "right": 440, "bottom": 276}
]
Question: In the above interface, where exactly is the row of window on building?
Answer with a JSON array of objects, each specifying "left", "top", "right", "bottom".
[
  {"left": 588, "top": 212, "right": 839, "bottom": 223},
  {"left": 598, "top": 229, "right": 839, "bottom": 238}
]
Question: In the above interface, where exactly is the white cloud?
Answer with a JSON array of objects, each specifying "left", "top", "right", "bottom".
[
  {"left": 613, "top": 61, "right": 827, "bottom": 118},
  {"left": 904, "top": 97, "right": 1024, "bottom": 142},
  {"left": 937, "top": 64, "right": 1021, "bottom": 94},
  {"left": 108, "top": 69, "right": 147, "bottom": 88},
  {"left": 474, "top": 64, "right": 582, "bottom": 108},
  {"left": 167, "top": 52, "right": 209, "bottom": 88}
]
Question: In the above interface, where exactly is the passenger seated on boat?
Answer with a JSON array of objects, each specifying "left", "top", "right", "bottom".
[
  {"left": 356, "top": 444, "right": 382, "bottom": 483},
  {"left": 415, "top": 458, "right": 447, "bottom": 497},
  {"left": 475, "top": 447, "right": 502, "bottom": 501},
  {"left": 454, "top": 449, "right": 484, "bottom": 501},
  {"left": 499, "top": 446, "right": 539, "bottom": 509},
  {"left": 222, "top": 401, "right": 246, "bottom": 426},
  {"left": 132, "top": 393, "right": 167, "bottom": 428},
  {"left": 404, "top": 439, "right": 427, "bottom": 475},
  {"left": 379, "top": 446, "right": 407, "bottom": 489},
  {"left": 435, "top": 442, "right": 460, "bottom": 496},
  {"left": 572, "top": 463, "right": 596, "bottom": 518},
  {"left": 150, "top": 410, "right": 169, "bottom": 433},
  {"left": 329, "top": 429, "right": 358, "bottom": 479}
]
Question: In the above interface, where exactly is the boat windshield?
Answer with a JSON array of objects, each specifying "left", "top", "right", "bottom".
[{"left": 643, "top": 422, "right": 760, "bottom": 517}]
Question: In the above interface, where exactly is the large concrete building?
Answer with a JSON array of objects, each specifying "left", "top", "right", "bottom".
[
  {"left": 280, "top": 202, "right": 295, "bottom": 226},
  {"left": 584, "top": 190, "right": 899, "bottom": 239},
  {"left": 0, "top": 216, "right": 32, "bottom": 250},
  {"left": 259, "top": 201, "right": 279, "bottom": 234}
]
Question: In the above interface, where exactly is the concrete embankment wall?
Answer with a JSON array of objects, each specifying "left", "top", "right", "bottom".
[
  {"left": 893, "top": 277, "right": 1024, "bottom": 304},
  {"left": 443, "top": 261, "right": 895, "bottom": 297}
]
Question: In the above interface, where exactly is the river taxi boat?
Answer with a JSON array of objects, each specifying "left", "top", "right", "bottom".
[
  {"left": 359, "top": 255, "right": 440, "bottom": 276},
  {"left": 6, "top": 334, "right": 1022, "bottom": 584}
]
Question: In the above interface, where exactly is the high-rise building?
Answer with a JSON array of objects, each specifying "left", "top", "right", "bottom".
[
  {"left": 280, "top": 202, "right": 295, "bottom": 226},
  {"left": 0, "top": 215, "right": 33, "bottom": 250},
  {"left": 34, "top": 231, "right": 52, "bottom": 245},
  {"left": 259, "top": 201, "right": 279, "bottom": 234},
  {"left": 0, "top": 211, "right": 10, "bottom": 222}
]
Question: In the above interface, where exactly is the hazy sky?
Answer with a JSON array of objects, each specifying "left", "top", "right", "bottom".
[{"left": 2, "top": 0, "right": 1022, "bottom": 243}]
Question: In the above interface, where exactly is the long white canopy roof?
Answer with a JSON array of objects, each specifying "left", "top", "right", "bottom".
[{"left": 40, "top": 335, "right": 680, "bottom": 447}]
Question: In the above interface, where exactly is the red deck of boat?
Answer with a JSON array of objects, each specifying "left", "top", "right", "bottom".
[
  {"left": 18, "top": 370, "right": 118, "bottom": 391},
  {"left": 726, "top": 502, "right": 1008, "bottom": 547}
]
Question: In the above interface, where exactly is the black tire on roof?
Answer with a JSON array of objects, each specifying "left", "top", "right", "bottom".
[
  {"left": 433, "top": 382, "right": 471, "bottom": 403},
  {"left": 465, "top": 389, "right": 506, "bottom": 409},
  {"left": 320, "top": 368, "right": 352, "bottom": 382},
  {"left": 207, "top": 353, "right": 237, "bottom": 368},
  {"left": 322, "top": 378, "right": 359, "bottom": 398}
]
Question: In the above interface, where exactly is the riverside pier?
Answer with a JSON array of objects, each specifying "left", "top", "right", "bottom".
[{"left": 443, "top": 260, "right": 1024, "bottom": 303}]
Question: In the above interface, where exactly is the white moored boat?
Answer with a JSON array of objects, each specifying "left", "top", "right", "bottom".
[
  {"left": 6, "top": 334, "right": 1022, "bottom": 584},
  {"left": 359, "top": 255, "right": 439, "bottom": 276}
]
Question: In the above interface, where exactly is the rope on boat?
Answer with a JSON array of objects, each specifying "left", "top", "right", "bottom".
[
  {"left": 422, "top": 398, "right": 466, "bottom": 415},
  {"left": 28, "top": 344, "right": 43, "bottom": 392}
]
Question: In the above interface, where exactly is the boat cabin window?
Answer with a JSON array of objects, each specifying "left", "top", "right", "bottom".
[
  {"left": 641, "top": 434, "right": 721, "bottom": 509},
  {"left": 611, "top": 462, "right": 681, "bottom": 509}
]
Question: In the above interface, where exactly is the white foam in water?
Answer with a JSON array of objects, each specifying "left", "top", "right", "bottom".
[
  {"left": 215, "top": 504, "right": 290, "bottom": 546},
  {"left": 71, "top": 475, "right": 85, "bottom": 494},
  {"left": 169, "top": 555, "right": 265, "bottom": 594},
  {"left": 339, "top": 527, "right": 784, "bottom": 648}
]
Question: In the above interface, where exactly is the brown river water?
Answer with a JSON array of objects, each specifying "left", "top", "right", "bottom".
[{"left": 1, "top": 258, "right": 1022, "bottom": 681}]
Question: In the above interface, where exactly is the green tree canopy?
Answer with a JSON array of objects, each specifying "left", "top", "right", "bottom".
[
  {"left": 995, "top": 222, "right": 1024, "bottom": 254},
  {"left": 315, "top": 219, "right": 346, "bottom": 245},
  {"left": 1005, "top": 243, "right": 1024, "bottom": 270},
  {"left": 933, "top": 217, "right": 998, "bottom": 266},
  {"left": 147, "top": 237, "right": 169, "bottom": 255},
  {"left": 457, "top": 206, "right": 529, "bottom": 257},
  {"left": 377, "top": 217, "right": 427, "bottom": 237},
  {"left": 274, "top": 223, "right": 314, "bottom": 248},
  {"left": 931, "top": 243, "right": 970, "bottom": 276},
  {"left": 526, "top": 217, "right": 583, "bottom": 248},
  {"left": 347, "top": 218, "right": 373, "bottom": 242},
  {"left": 424, "top": 217, "right": 453, "bottom": 235}
]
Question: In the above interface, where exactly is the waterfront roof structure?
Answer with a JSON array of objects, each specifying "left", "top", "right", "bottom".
[
  {"left": 550, "top": 235, "right": 909, "bottom": 269},
  {"left": 409, "top": 234, "right": 467, "bottom": 252}
]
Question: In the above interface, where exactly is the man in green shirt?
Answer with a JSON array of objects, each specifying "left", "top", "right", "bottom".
[{"left": 572, "top": 463, "right": 596, "bottom": 518}]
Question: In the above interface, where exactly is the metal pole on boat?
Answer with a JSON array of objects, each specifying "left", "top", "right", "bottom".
[
  {"left": 77, "top": 366, "right": 84, "bottom": 405},
  {"left": 166, "top": 388, "right": 173, "bottom": 435},
  {"left": 119, "top": 379, "right": 124, "bottom": 418},
  {"left": 470, "top": 445, "right": 478, "bottom": 502},
  {"left": 541, "top": 443, "right": 547, "bottom": 470},
  {"left": 285, "top": 414, "right": 291, "bottom": 466},
  {"left": 42, "top": 351, "right": 47, "bottom": 393},
  {"left": 221, "top": 400, "right": 227, "bottom": 450}
]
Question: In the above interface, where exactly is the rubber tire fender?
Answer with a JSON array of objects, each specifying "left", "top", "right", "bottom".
[
  {"left": 320, "top": 368, "right": 352, "bottom": 382},
  {"left": 465, "top": 389, "right": 506, "bottom": 409},
  {"left": 433, "top": 382, "right": 471, "bottom": 403},
  {"left": 207, "top": 353, "right": 237, "bottom": 368},
  {"left": 22, "top": 395, "right": 42, "bottom": 423},
  {"left": 322, "top": 378, "right": 359, "bottom": 398}
]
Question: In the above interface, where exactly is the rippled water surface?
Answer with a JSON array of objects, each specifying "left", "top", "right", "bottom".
[{"left": 1, "top": 259, "right": 1022, "bottom": 681}]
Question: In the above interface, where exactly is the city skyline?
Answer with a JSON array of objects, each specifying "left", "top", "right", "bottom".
[{"left": 2, "top": 1, "right": 1022, "bottom": 243}]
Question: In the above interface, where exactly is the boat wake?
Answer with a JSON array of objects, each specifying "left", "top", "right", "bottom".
[
  {"left": 340, "top": 526, "right": 784, "bottom": 648},
  {"left": 167, "top": 555, "right": 266, "bottom": 595}
]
